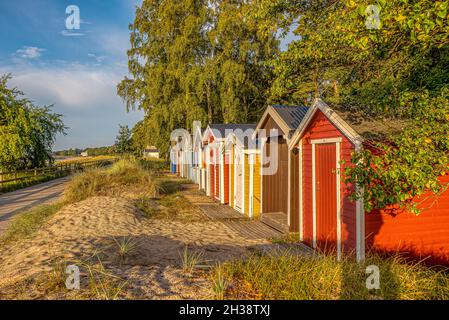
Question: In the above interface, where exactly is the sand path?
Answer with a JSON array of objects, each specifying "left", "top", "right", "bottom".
[{"left": 0, "top": 182, "right": 284, "bottom": 299}]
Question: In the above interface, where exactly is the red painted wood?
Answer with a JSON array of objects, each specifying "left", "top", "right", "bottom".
[
  {"left": 209, "top": 146, "right": 215, "bottom": 198},
  {"left": 208, "top": 135, "right": 216, "bottom": 198},
  {"left": 315, "top": 144, "right": 337, "bottom": 252},
  {"left": 209, "top": 164, "right": 215, "bottom": 197},
  {"left": 223, "top": 154, "right": 230, "bottom": 204},
  {"left": 294, "top": 109, "right": 449, "bottom": 264},
  {"left": 366, "top": 175, "right": 449, "bottom": 265},
  {"left": 215, "top": 149, "right": 220, "bottom": 200},
  {"left": 299, "top": 110, "right": 357, "bottom": 252}
]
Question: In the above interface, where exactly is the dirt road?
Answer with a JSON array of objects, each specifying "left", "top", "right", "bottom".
[{"left": 0, "top": 177, "right": 69, "bottom": 235}]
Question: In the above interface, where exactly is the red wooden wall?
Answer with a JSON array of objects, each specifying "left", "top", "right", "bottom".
[
  {"left": 366, "top": 175, "right": 449, "bottom": 265},
  {"left": 209, "top": 136, "right": 215, "bottom": 198},
  {"left": 292, "top": 109, "right": 449, "bottom": 264}
]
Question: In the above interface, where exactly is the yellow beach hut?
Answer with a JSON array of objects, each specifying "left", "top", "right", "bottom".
[{"left": 225, "top": 126, "right": 261, "bottom": 219}]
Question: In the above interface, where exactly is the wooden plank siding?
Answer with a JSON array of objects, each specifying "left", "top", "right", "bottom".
[
  {"left": 289, "top": 148, "right": 300, "bottom": 232},
  {"left": 366, "top": 174, "right": 449, "bottom": 265},
  {"left": 230, "top": 145, "right": 235, "bottom": 208},
  {"left": 260, "top": 114, "right": 289, "bottom": 215},
  {"left": 244, "top": 153, "right": 250, "bottom": 217},
  {"left": 253, "top": 154, "right": 262, "bottom": 219},
  {"left": 262, "top": 137, "right": 289, "bottom": 214},
  {"left": 223, "top": 154, "right": 230, "bottom": 204}
]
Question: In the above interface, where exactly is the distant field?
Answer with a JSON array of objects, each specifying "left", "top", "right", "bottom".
[
  {"left": 55, "top": 155, "right": 117, "bottom": 164},
  {"left": 0, "top": 156, "right": 118, "bottom": 194}
]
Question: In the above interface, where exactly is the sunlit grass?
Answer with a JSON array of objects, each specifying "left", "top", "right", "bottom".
[
  {"left": 0, "top": 202, "right": 65, "bottom": 246},
  {"left": 214, "top": 251, "right": 449, "bottom": 300},
  {"left": 63, "top": 158, "right": 156, "bottom": 203}
]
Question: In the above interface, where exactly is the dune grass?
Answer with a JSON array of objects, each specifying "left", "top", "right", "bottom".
[
  {"left": 1, "top": 158, "right": 156, "bottom": 246},
  {"left": 138, "top": 158, "right": 169, "bottom": 172},
  {"left": 63, "top": 158, "right": 156, "bottom": 203},
  {"left": 215, "top": 251, "right": 449, "bottom": 300},
  {"left": 0, "top": 202, "right": 65, "bottom": 246}
]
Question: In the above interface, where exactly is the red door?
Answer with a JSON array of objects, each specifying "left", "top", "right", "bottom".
[
  {"left": 214, "top": 151, "right": 220, "bottom": 200},
  {"left": 223, "top": 154, "right": 229, "bottom": 204},
  {"left": 315, "top": 144, "right": 337, "bottom": 253},
  {"left": 210, "top": 148, "right": 215, "bottom": 197}
]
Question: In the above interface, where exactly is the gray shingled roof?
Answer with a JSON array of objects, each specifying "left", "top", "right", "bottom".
[
  {"left": 271, "top": 105, "right": 309, "bottom": 131},
  {"left": 209, "top": 123, "right": 256, "bottom": 139}
]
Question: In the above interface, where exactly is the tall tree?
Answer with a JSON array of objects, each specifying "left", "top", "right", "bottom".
[
  {"left": 118, "top": 0, "right": 278, "bottom": 155},
  {"left": 0, "top": 74, "right": 66, "bottom": 171},
  {"left": 115, "top": 125, "right": 133, "bottom": 154}
]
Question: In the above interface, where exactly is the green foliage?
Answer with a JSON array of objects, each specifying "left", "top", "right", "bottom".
[
  {"left": 252, "top": 0, "right": 449, "bottom": 213},
  {"left": 118, "top": 0, "right": 279, "bottom": 156},
  {"left": 346, "top": 89, "right": 449, "bottom": 214},
  {"left": 114, "top": 125, "right": 133, "bottom": 154},
  {"left": 0, "top": 74, "right": 66, "bottom": 171}
]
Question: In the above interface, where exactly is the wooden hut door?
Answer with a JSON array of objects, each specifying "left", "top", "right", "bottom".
[
  {"left": 224, "top": 153, "right": 230, "bottom": 204},
  {"left": 214, "top": 149, "right": 220, "bottom": 200},
  {"left": 209, "top": 148, "right": 215, "bottom": 197},
  {"left": 234, "top": 152, "right": 243, "bottom": 211},
  {"left": 315, "top": 143, "right": 338, "bottom": 252}
]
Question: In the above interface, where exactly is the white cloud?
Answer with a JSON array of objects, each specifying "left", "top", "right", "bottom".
[
  {"left": 61, "top": 30, "right": 85, "bottom": 37},
  {"left": 5, "top": 65, "right": 123, "bottom": 109},
  {"left": 1, "top": 64, "right": 143, "bottom": 150},
  {"left": 14, "top": 46, "right": 45, "bottom": 59},
  {"left": 87, "top": 53, "right": 105, "bottom": 63}
]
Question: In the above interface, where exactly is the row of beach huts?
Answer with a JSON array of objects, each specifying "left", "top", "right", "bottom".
[{"left": 170, "top": 99, "right": 449, "bottom": 264}]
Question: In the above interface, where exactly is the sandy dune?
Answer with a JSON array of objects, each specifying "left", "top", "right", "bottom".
[{"left": 0, "top": 192, "right": 273, "bottom": 299}]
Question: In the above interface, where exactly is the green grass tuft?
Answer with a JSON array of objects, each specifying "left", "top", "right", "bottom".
[
  {"left": 63, "top": 158, "right": 156, "bottom": 203},
  {"left": 215, "top": 252, "right": 449, "bottom": 300},
  {"left": 0, "top": 202, "right": 65, "bottom": 246}
]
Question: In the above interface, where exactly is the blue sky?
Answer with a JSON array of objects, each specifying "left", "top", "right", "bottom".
[
  {"left": 0, "top": 1, "right": 296, "bottom": 151},
  {"left": 0, "top": 0, "right": 144, "bottom": 150}
]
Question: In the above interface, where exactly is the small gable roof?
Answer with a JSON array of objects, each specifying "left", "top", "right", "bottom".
[
  {"left": 224, "top": 125, "right": 258, "bottom": 151},
  {"left": 203, "top": 123, "right": 256, "bottom": 142},
  {"left": 289, "top": 98, "right": 410, "bottom": 150},
  {"left": 289, "top": 99, "right": 364, "bottom": 149},
  {"left": 254, "top": 105, "right": 309, "bottom": 139}
]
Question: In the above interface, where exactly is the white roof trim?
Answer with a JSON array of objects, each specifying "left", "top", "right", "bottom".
[
  {"left": 193, "top": 124, "right": 203, "bottom": 149},
  {"left": 253, "top": 105, "right": 292, "bottom": 140},
  {"left": 225, "top": 131, "right": 259, "bottom": 152},
  {"left": 202, "top": 125, "right": 228, "bottom": 143},
  {"left": 288, "top": 98, "right": 364, "bottom": 150}
]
